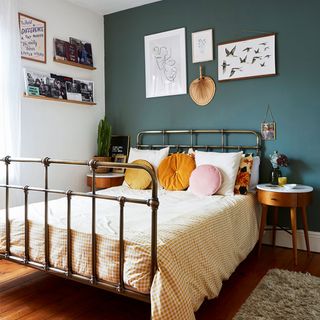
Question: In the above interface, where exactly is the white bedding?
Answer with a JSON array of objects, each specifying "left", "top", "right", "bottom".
[{"left": 0, "top": 186, "right": 259, "bottom": 319}]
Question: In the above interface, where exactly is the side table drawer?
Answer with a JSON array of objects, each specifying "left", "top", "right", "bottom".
[{"left": 257, "top": 190, "right": 297, "bottom": 207}]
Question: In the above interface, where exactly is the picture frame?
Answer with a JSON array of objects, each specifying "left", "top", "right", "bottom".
[
  {"left": 218, "top": 33, "right": 276, "bottom": 82},
  {"left": 110, "top": 135, "right": 130, "bottom": 158},
  {"left": 261, "top": 121, "right": 276, "bottom": 140},
  {"left": 18, "top": 13, "right": 46, "bottom": 63},
  {"left": 144, "top": 28, "right": 187, "bottom": 98},
  {"left": 192, "top": 29, "right": 213, "bottom": 63},
  {"left": 113, "top": 155, "right": 127, "bottom": 173}
]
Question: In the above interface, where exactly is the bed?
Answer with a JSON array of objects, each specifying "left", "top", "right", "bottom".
[{"left": 0, "top": 129, "right": 262, "bottom": 320}]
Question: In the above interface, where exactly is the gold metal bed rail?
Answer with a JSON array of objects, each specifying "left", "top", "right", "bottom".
[
  {"left": 0, "top": 156, "right": 158, "bottom": 303},
  {"left": 137, "top": 129, "right": 262, "bottom": 156}
]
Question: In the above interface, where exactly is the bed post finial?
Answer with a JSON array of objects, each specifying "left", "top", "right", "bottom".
[{"left": 4, "top": 156, "right": 11, "bottom": 164}]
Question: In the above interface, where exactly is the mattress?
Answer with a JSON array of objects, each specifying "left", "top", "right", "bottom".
[{"left": 0, "top": 186, "right": 259, "bottom": 320}]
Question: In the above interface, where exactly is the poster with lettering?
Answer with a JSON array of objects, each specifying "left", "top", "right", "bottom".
[{"left": 19, "top": 13, "right": 46, "bottom": 63}]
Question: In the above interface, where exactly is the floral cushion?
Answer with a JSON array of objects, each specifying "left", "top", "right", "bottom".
[{"left": 234, "top": 154, "right": 254, "bottom": 195}]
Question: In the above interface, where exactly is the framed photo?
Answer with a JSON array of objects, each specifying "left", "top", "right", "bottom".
[
  {"left": 144, "top": 28, "right": 187, "bottom": 98},
  {"left": 113, "top": 155, "right": 127, "bottom": 173},
  {"left": 110, "top": 135, "right": 130, "bottom": 158},
  {"left": 18, "top": 13, "right": 46, "bottom": 63},
  {"left": 192, "top": 29, "right": 213, "bottom": 63},
  {"left": 218, "top": 33, "right": 276, "bottom": 82},
  {"left": 261, "top": 121, "right": 276, "bottom": 140}
]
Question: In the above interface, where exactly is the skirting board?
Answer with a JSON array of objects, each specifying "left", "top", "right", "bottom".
[{"left": 262, "top": 226, "right": 320, "bottom": 253}]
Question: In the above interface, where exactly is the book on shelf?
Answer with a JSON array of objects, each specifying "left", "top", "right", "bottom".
[
  {"left": 66, "top": 78, "right": 94, "bottom": 102},
  {"left": 70, "top": 37, "right": 93, "bottom": 66},
  {"left": 54, "top": 38, "right": 69, "bottom": 61}
]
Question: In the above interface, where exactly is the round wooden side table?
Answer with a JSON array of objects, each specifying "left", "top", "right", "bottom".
[
  {"left": 87, "top": 172, "right": 124, "bottom": 191},
  {"left": 257, "top": 184, "right": 313, "bottom": 265}
]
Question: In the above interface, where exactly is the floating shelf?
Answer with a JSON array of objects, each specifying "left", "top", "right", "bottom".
[
  {"left": 23, "top": 94, "right": 96, "bottom": 106},
  {"left": 53, "top": 57, "right": 96, "bottom": 70}
]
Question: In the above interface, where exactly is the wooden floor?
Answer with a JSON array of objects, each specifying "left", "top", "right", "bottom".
[{"left": 1, "top": 245, "right": 319, "bottom": 320}]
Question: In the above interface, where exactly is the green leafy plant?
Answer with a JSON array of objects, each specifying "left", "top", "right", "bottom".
[{"left": 97, "top": 117, "right": 112, "bottom": 157}]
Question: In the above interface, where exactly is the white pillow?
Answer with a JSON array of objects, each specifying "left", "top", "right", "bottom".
[
  {"left": 195, "top": 151, "right": 243, "bottom": 196},
  {"left": 249, "top": 156, "right": 260, "bottom": 191},
  {"left": 127, "top": 147, "right": 170, "bottom": 175}
]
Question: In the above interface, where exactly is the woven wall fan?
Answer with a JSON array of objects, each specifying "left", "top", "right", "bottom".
[{"left": 189, "top": 65, "right": 216, "bottom": 106}]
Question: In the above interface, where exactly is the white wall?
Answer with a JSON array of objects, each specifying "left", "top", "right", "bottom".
[{"left": 18, "top": 0, "right": 105, "bottom": 199}]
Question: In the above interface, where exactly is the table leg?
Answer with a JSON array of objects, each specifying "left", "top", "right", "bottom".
[
  {"left": 258, "top": 205, "right": 268, "bottom": 256},
  {"left": 272, "top": 207, "right": 278, "bottom": 246},
  {"left": 290, "top": 207, "right": 298, "bottom": 265},
  {"left": 301, "top": 206, "right": 311, "bottom": 255}
]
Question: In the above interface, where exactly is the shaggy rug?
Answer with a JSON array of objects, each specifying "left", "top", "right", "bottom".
[{"left": 234, "top": 269, "right": 320, "bottom": 320}]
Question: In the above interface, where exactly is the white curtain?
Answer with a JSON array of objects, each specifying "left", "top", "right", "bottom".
[{"left": 0, "top": 0, "right": 22, "bottom": 183}]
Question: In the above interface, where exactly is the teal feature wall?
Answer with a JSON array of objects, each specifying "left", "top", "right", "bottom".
[{"left": 105, "top": 0, "right": 320, "bottom": 231}]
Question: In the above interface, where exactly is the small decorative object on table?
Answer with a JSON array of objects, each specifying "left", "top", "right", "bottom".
[
  {"left": 113, "top": 154, "right": 127, "bottom": 173},
  {"left": 270, "top": 151, "right": 288, "bottom": 185}
]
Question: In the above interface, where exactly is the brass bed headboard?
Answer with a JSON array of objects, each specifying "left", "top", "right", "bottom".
[{"left": 136, "top": 129, "right": 262, "bottom": 156}]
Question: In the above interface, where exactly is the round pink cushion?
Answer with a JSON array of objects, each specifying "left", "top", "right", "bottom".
[{"left": 189, "top": 165, "right": 222, "bottom": 196}]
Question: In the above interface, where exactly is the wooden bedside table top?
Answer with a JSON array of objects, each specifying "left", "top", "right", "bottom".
[
  {"left": 87, "top": 172, "right": 125, "bottom": 178},
  {"left": 257, "top": 183, "right": 313, "bottom": 193}
]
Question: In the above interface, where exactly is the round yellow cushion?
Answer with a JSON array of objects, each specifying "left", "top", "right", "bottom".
[
  {"left": 158, "top": 153, "right": 196, "bottom": 191},
  {"left": 125, "top": 159, "right": 154, "bottom": 190}
]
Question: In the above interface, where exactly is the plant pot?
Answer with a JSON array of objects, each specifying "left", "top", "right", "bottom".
[{"left": 92, "top": 156, "right": 112, "bottom": 173}]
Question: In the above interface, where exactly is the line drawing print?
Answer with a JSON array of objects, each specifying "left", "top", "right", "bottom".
[
  {"left": 153, "top": 46, "right": 177, "bottom": 82},
  {"left": 145, "top": 27, "right": 186, "bottom": 98}
]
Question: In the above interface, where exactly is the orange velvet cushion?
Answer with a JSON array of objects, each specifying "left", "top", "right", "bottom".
[
  {"left": 158, "top": 153, "right": 196, "bottom": 191},
  {"left": 125, "top": 159, "right": 154, "bottom": 190}
]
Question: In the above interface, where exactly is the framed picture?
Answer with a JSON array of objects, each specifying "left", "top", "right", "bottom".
[
  {"left": 261, "top": 122, "right": 276, "bottom": 140},
  {"left": 18, "top": 13, "right": 46, "bottom": 63},
  {"left": 192, "top": 29, "right": 213, "bottom": 63},
  {"left": 110, "top": 135, "right": 130, "bottom": 158},
  {"left": 218, "top": 33, "right": 276, "bottom": 82},
  {"left": 113, "top": 155, "right": 127, "bottom": 173},
  {"left": 144, "top": 28, "right": 187, "bottom": 98}
]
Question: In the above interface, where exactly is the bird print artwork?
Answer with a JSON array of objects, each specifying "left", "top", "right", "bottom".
[
  {"left": 225, "top": 46, "right": 237, "bottom": 57},
  {"left": 221, "top": 60, "right": 230, "bottom": 74},
  {"left": 229, "top": 67, "right": 241, "bottom": 77},
  {"left": 251, "top": 56, "right": 262, "bottom": 64},
  {"left": 239, "top": 56, "right": 247, "bottom": 63},
  {"left": 218, "top": 34, "right": 276, "bottom": 81}
]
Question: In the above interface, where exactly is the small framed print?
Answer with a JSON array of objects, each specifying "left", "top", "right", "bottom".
[
  {"left": 19, "top": 13, "right": 46, "bottom": 63},
  {"left": 192, "top": 29, "right": 213, "bottom": 63},
  {"left": 261, "top": 122, "right": 276, "bottom": 140},
  {"left": 110, "top": 135, "right": 130, "bottom": 158},
  {"left": 113, "top": 154, "right": 127, "bottom": 173}
]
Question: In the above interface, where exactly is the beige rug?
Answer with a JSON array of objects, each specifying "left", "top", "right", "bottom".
[{"left": 234, "top": 269, "right": 320, "bottom": 320}]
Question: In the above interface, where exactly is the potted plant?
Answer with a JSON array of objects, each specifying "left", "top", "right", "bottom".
[{"left": 93, "top": 117, "right": 112, "bottom": 173}]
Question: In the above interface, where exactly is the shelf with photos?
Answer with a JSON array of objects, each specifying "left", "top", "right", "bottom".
[
  {"left": 53, "top": 37, "right": 96, "bottom": 70},
  {"left": 23, "top": 68, "right": 96, "bottom": 106},
  {"left": 23, "top": 94, "right": 96, "bottom": 106}
]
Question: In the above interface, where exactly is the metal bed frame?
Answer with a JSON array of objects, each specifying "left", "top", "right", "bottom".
[{"left": 0, "top": 129, "right": 261, "bottom": 304}]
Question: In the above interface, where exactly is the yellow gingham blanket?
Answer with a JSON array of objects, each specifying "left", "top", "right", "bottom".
[{"left": 0, "top": 186, "right": 258, "bottom": 319}]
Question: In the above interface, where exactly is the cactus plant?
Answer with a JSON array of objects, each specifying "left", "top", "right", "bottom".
[{"left": 97, "top": 117, "right": 112, "bottom": 157}]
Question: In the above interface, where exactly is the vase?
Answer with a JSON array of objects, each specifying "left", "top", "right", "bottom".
[{"left": 271, "top": 167, "right": 282, "bottom": 185}]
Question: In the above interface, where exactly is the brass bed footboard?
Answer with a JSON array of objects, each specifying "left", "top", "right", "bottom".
[
  {"left": 0, "top": 129, "right": 262, "bottom": 305},
  {"left": 0, "top": 156, "right": 158, "bottom": 303}
]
